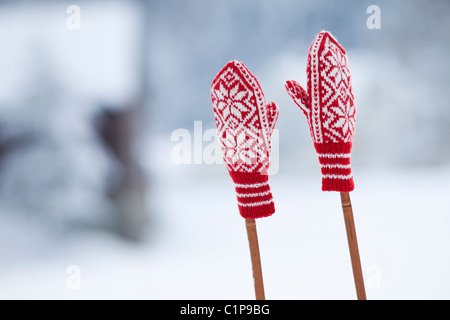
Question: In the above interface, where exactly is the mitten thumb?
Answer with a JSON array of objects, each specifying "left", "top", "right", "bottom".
[
  {"left": 285, "top": 80, "right": 309, "bottom": 117},
  {"left": 265, "top": 101, "right": 279, "bottom": 137}
]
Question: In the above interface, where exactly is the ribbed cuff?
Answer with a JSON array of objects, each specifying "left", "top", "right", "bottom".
[
  {"left": 229, "top": 172, "right": 275, "bottom": 219},
  {"left": 314, "top": 142, "right": 355, "bottom": 192}
]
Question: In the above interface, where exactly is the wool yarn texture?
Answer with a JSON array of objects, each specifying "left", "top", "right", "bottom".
[
  {"left": 211, "top": 60, "right": 278, "bottom": 218},
  {"left": 285, "top": 30, "right": 356, "bottom": 192}
]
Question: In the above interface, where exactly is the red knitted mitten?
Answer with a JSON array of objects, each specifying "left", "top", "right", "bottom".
[
  {"left": 285, "top": 31, "right": 356, "bottom": 192},
  {"left": 211, "top": 60, "right": 279, "bottom": 218}
]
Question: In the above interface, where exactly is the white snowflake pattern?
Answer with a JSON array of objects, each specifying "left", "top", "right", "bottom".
[{"left": 332, "top": 99, "right": 355, "bottom": 137}]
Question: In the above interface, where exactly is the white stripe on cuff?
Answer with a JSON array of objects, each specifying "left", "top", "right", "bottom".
[
  {"left": 235, "top": 181, "right": 269, "bottom": 189},
  {"left": 322, "top": 174, "right": 353, "bottom": 180},
  {"left": 318, "top": 153, "right": 351, "bottom": 158},
  {"left": 320, "top": 164, "right": 351, "bottom": 169},
  {"left": 237, "top": 190, "right": 271, "bottom": 198},
  {"left": 238, "top": 199, "right": 274, "bottom": 207}
]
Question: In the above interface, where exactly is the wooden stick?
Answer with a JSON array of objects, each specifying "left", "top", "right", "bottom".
[
  {"left": 340, "top": 192, "right": 367, "bottom": 300},
  {"left": 245, "top": 218, "right": 265, "bottom": 300}
]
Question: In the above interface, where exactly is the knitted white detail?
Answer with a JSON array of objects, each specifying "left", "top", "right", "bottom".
[
  {"left": 310, "top": 31, "right": 325, "bottom": 143},
  {"left": 211, "top": 61, "right": 275, "bottom": 174},
  {"left": 238, "top": 199, "right": 274, "bottom": 207},
  {"left": 318, "top": 153, "right": 351, "bottom": 158},
  {"left": 320, "top": 163, "right": 351, "bottom": 169},
  {"left": 236, "top": 190, "right": 271, "bottom": 198},
  {"left": 322, "top": 173, "right": 353, "bottom": 179},
  {"left": 235, "top": 181, "right": 269, "bottom": 188},
  {"left": 317, "top": 34, "right": 355, "bottom": 144}
]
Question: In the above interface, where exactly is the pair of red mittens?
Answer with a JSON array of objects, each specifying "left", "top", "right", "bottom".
[{"left": 211, "top": 31, "right": 356, "bottom": 219}]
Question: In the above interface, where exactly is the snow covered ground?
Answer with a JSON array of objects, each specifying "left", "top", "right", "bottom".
[{"left": 1, "top": 155, "right": 449, "bottom": 300}]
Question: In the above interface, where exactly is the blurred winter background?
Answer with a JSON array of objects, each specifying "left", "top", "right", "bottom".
[{"left": 0, "top": 0, "right": 449, "bottom": 299}]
